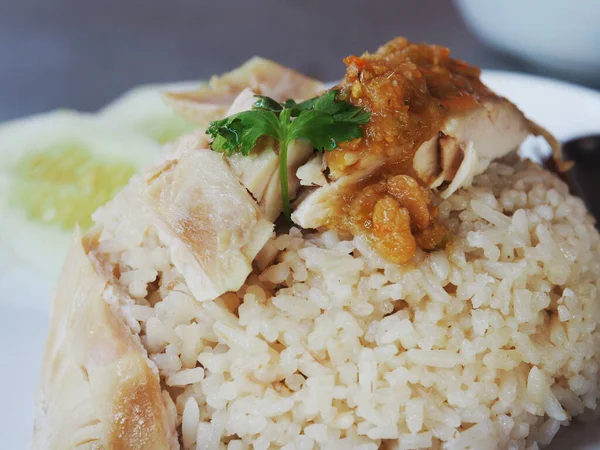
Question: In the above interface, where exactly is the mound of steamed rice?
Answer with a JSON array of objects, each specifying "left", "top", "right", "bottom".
[{"left": 91, "top": 158, "right": 600, "bottom": 450}]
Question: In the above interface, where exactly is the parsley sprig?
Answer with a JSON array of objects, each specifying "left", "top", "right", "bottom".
[{"left": 206, "top": 90, "right": 370, "bottom": 221}]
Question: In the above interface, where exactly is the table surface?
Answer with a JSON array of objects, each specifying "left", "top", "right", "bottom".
[{"left": 2, "top": 0, "right": 595, "bottom": 122}]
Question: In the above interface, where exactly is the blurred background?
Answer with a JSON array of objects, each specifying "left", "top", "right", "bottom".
[{"left": 2, "top": 0, "right": 599, "bottom": 121}]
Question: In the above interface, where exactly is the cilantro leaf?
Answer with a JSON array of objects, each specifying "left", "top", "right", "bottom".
[
  {"left": 288, "top": 109, "right": 365, "bottom": 151},
  {"left": 206, "top": 90, "right": 370, "bottom": 222},
  {"left": 283, "top": 90, "right": 342, "bottom": 117},
  {"left": 252, "top": 96, "right": 283, "bottom": 112},
  {"left": 206, "top": 109, "right": 281, "bottom": 156}
]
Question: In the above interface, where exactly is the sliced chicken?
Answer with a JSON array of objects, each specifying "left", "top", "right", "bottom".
[
  {"left": 413, "top": 98, "right": 530, "bottom": 198},
  {"left": 33, "top": 233, "right": 177, "bottom": 449},
  {"left": 294, "top": 99, "right": 530, "bottom": 228},
  {"left": 227, "top": 137, "right": 280, "bottom": 205},
  {"left": 297, "top": 153, "right": 327, "bottom": 187},
  {"left": 413, "top": 98, "right": 530, "bottom": 197},
  {"left": 323, "top": 39, "right": 531, "bottom": 187},
  {"left": 220, "top": 88, "right": 315, "bottom": 221},
  {"left": 225, "top": 141, "right": 314, "bottom": 222},
  {"left": 163, "top": 57, "right": 325, "bottom": 127},
  {"left": 258, "top": 139, "right": 315, "bottom": 220},
  {"left": 226, "top": 137, "right": 314, "bottom": 221},
  {"left": 222, "top": 89, "right": 282, "bottom": 204},
  {"left": 292, "top": 179, "right": 344, "bottom": 229},
  {"left": 166, "top": 65, "right": 322, "bottom": 222},
  {"left": 223, "top": 86, "right": 259, "bottom": 116},
  {"left": 293, "top": 37, "right": 541, "bottom": 264},
  {"left": 143, "top": 149, "right": 273, "bottom": 301}
]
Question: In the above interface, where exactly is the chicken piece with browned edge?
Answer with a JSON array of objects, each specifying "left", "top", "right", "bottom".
[{"left": 294, "top": 37, "right": 538, "bottom": 264}]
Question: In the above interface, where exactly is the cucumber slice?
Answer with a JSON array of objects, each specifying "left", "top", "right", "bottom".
[
  {"left": 100, "top": 82, "right": 202, "bottom": 144},
  {"left": 0, "top": 110, "right": 160, "bottom": 276}
]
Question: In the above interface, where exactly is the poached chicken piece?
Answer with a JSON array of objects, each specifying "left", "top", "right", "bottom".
[
  {"left": 161, "top": 39, "right": 544, "bottom": 265},
  {"left": 33, "top": 234, "right": 178, "bottom": 449},
  {"left": 412, "top": 101, "right": 529, "bottom": 198},
  {"left": 143, "top": 150, "right": 273, "bottom": 302},
  {"left": 163, "top": 57, "right": 325, "bottom": 128},
  {"left": 164, "top": 62, "right": 324, "bottom": 222},
  {"left": 293, "top": 37, "right": 533, "bottom": 264},
  {"left": 220, "top": 88, "right": 315, "bottom": 221}
]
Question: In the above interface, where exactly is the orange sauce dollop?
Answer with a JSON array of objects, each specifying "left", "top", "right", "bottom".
[{"left": 323, "top": 37, "right": 499, "bottom": 264}]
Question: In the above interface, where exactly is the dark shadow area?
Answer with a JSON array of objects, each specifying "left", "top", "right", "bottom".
[{"left": 547, "top": 418, "right": 600, "bottom": 450}]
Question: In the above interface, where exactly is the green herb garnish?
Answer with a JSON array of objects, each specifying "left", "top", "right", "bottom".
[{"left": 206, "top": 90, "right": 370, "bottom": 221}]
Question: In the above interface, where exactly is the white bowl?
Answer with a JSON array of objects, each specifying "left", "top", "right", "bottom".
[{"left": 455, "top": 0, "right": 600, "bottom": 82}]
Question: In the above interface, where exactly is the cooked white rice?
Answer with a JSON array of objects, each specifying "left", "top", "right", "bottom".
[{"left": 91, "top": 158, "right": 600, "bottom": 450}]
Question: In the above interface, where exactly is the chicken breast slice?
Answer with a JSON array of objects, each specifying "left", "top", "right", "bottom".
[
  {"left": 163, "top": 57, "right": 325, "bottom": 127},
  {"left": 143, "top": 149, "right": 273, "bottom": 301},
  {"left": 227, "top": 137, "right": 314, "bottom": 221},
  {"left": 227, "top": 138, "right": 280, "bottom": 205},
  {"left": 293, "top": 98, "right": 529, "bottom": 230},
  {"left": 222, "top": 88, "right": 280, "bottom": 205},
  {"left": 413, "top": 98, "right": 529, "bottom": 197},
  {"left": 33, "top": 233, "right": 177, "bottom": 449},
  {"left": 221, "top": 88, "right": 315, "bottom": 221},
  {"left": 256, "top": 139, "right": 314, "bottom": 220},
  {"left": 297, "top": 153, "right": 327, "bottom": 187},
  {"left": 294, "top": 96, "right": 531, "bottom": 230},
  {"left": 291, "top": 181, "right": 342, "bottom": 229}
]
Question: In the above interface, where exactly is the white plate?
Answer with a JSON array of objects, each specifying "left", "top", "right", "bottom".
[
  {"left": 1, "top": 71, "right": 600, "bottom": 449},
  {"left": 481, "top": 71, "right": 600, "bottom": 142}
]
